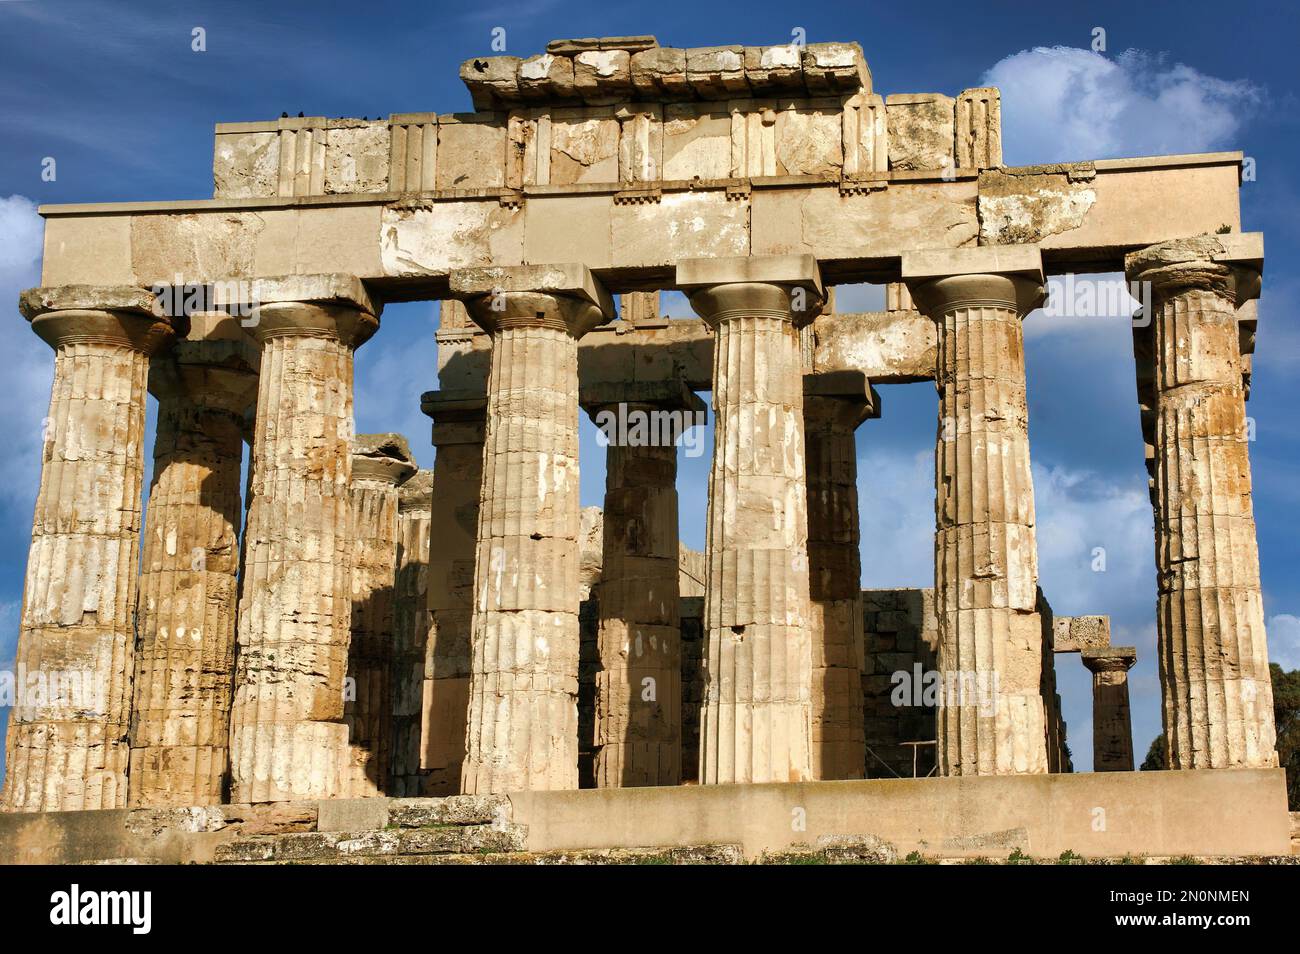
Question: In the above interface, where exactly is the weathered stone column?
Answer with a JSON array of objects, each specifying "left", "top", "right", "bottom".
[
  {"left": 584, "top": 383, "right": 705, "bottom": 787},
  {"left": 129, "top": 317, "right": 259, "bottom": 807},
  {"left": 391, "top": 468, "right": 433, "bottom": 796},
  {"left": 227, "top": 275, "right": 379, "bottom": 803},
  {"left": 340, "top": 434, "right": 416, "bottom": 797},
  {"left": 1082, "top": 647, "right": 1137, "bottom": 772},
  {"left": 678, "top": 254, "right": 824, "bottom": 785},
  {"left": 3, "top": 287, "right": 179, "bottom": 813},
  {"left": 804, "top": 372, "right": 877, "bottom": 780},
  {"left": 1125, "top": 234, "right": 1276, "bottom": 769},
  {"left": 902, "top": 246, "right": 1048, "bottom": 777},
  {"left": 418, "top": 388, "right": 485, "bottom": 795},
  {"left": 452, "top": 264, "right": 612, "bottom": 794}
]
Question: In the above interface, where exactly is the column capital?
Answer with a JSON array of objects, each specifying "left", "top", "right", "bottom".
[
  {"left": 449, "top": 263, "right": 613, "bottom": 337},
  {"left": 20, "top": 285, "right": 181, "bottom": 354},
  {"left": 352, "top": 433, "right": 418, "bottom": 485},
  {"left": 397, "top": 468, "right": 434, "bottom": 514},
  {"left": 237, "top": 274, "right": 378, "bottom": 347},
  {"left": 580, "top": 378, "right": 705, "bottom": 418},
  {"left": 803, "top": 370, "right": 880, "bottom": 431},
  {"left": 148, "top": 326, "right": 260, "bottom": 416},
  {"left": 676, "top": 253, "right": 824, "bottom": 329},
  {"left": 420, "top": 388, "right": 487, "bottom": 446},
  {"left": 901, "top": 245, "right": 1045, "bottom": 318},
  {"left": 1081, "top": 647, "right": 1137, "bottom": 675},
  {"left": 1124, "top": 233, "right": 1263, "bottom": 305}
]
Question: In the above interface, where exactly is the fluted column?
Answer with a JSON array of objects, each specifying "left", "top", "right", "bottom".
[
  {"left": 1126, "top": 234, "right": 1276, "bottom": 769},
  {"left": 418, "top": 389, "right": 485, "bottom": 795},
  {"left": 227, "top": 275, "right": 378, "bottom": 803},
  {"left": 678, "top": 254, "right": 824, "bottom": 785},
  {"left": 129, "top": 324, "right": 258, "bottom": 807},
  {"left": 340, "top": 434, "right": 416, "bottom": 797},
  {"left": 804, "top": 374, "right": 877, "bottom": 780},
  {"left": 452, "top": 264, "right": 612, "bottom": 794},
  {"left": 903, "top": 246, "right": 1048, "bottom": 777},
  {"left": 2, "top": 287, "right": 179, "bottom": 812},
  {"left": 585, "top": 385, "right": 704, "bottom": 787},
  {"left": 391, "top": 468, "right": 433, "bottom": 796},
  {"left": 1082, "top": 648, "right": 1137, "bottom": 772}
]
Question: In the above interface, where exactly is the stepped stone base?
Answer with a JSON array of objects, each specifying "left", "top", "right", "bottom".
[{"left": 0, "top": 771, "right": 1291, "bottom": 864}]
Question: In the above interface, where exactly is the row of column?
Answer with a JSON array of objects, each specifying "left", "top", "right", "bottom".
[{"left": 1, "top": 236, "right": 1278, "bottom": 810}]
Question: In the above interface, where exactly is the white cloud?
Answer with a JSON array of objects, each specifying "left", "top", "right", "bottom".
[
  {"left": 1266, "top": 614, "right": 1300, "bottom": 671},
  {"left": 983, "top": 47, "right": 1263, "bottom": 165}
]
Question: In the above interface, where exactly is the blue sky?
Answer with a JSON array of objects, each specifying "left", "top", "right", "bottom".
[{"left": 0, "top": 0, "right": 1297, "bottom": 773}]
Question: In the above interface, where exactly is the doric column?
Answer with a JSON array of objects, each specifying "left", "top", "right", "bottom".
[
  {"left": 1081, "top": 647, "right": 1137, "bottom": 772},
  {"left": 418, "top": 388, "right": 485, "bottom": 795},
  {"left": 129, "top": 318, "right": 259, "bottom": 807},
  {"left": 339, "top": 434, "right": 416, "bottom": 797},
  {"left": 902, "top": 246, "right": 1048, "bottom": 777},
  {"left": 804, "top": 372, "right": 877, "bottom": 780},
  {"left": 391, "top": 467, "right": 433, "bottom": 797},
  {"left": 227, "top": 275, "right": 379, "bottom": 803},
  {"left": 2, "top": 287, "right": 179, "bottom": 812},
  {"left": 584, "top": 383, "right": 705, "bottom": 787},
  {"left": 1125, "top": 234, "right": 1276, "bottom": 769},
  {"left": 677, "top": 254, "right": 824, "bottom": 785},
  {"left": 452, "top": 264, "right": 612, "bottom": 794}
]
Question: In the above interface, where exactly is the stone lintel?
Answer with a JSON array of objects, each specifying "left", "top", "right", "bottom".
[
  {"left": 353, "top": 431, "right": 417, "bottom": 484},
  {"left": 19, "top": 284, "right": 165, "bottom": 321},
  {"left": 901, "top": 245, "right": 1044, "bottom": 284},
  {"left": 676, "top": 253, "right": 824, "bottom": 299},
  {"left": 246, "top": 273, "right": 378, "bottom": 317},
  {"left": 1052, "top": 615, "right": 1111, "bottom": 654},
  {"left": 547, "top": 36, "right": 659, "bottom": 55},
  {"left": 448, "top": 263, "right": 615, "bottom": 320},
  {"left": 580, "top": 378, "right": 705, "bottom": 415},
  {"left": 1081, "top": 646, "right": 1137, "bottom": 674}
]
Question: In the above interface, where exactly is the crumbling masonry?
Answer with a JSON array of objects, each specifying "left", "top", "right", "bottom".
[{"left": 1, "top": 35, "right": 1277, "bottom": 814}]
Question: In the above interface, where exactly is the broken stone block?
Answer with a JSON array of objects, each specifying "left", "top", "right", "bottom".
[
  {"left": 802, "top": 42, "right": 871, "bottom": 95},
  {"left": 214, "top": 128, "right": 280, "bottom": 198},
  {"left": 574, "top": 50, "right": 632, "bottom": 104},
  {"left": 459, "top": 56, "right": 522, "bottom": 110},
  {"left": 886, "top": 93, "right": 955, "bottom": 171},
  {"left": 548, "top": 36, "right": 658, "bottom": 55},
  {"left": 325, "top": 121, "right": 390, "bottom": 194},
  {"left": 630, "top": 46, "right": 690, "bottom": 100},
  {"left": 686, "top": 46, "right": 749, "bottom": 99},
  {"left": 518, "top": 53, "right": 578, "bottom": 104},
  {"left": 743, "top": 44, "right": 804, "bottom": 94}
]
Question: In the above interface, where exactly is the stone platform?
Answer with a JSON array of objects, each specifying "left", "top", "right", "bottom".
[{"left": 0, "top": 769, "right": 1290, "bottom": 864}]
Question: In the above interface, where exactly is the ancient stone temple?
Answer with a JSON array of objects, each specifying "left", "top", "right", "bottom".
[{"left": 0, "top": 35, "right": 1288, "bottom": 864}]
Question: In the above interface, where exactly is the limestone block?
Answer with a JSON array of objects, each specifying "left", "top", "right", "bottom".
[
  {"left": 616, "top": 106, "right": 662, "bottom": 183},
  {"left": 775, "top": 105, "right": 843, "bottom": 177},
  {"left": 744, "top": 45, "right": 804, "bottom": 94},
  {"left": 887, "top": 94, "right": 955, "bottom": 172},
  {"left": 841, "top": 93, "right": 888, "bottom": 178},
  {"left": 978, "top": 166, "right": 1098, "bottom": 246},
  {"left": 380, "top": 201, "right": 524, "bottom": 276},
  {"left": 548, "top": 36, "right": 659, "bottom": 55},
  {"left": 388, "top": 114, "right": 439, "bottom": 193},
  {"left": 662, "top": 105, "right": 731, "bottom": 180},
  {"left": 956, "top": 87, "right": 1002, "bottom": 169},
  {"left": 686, "top": 46, "right": 749, "bottom": 100},
  {"left": 325, "top": 122, "right": 390, "bottom": 194},
  {"left": 460, "top": 56, "right": 522, "bottom": 110},
  {"left": 801, "top": 42, "right": 871, "bottom": 95},
  {"left": 1052, "top": 615, "right": 1111, "bottom": 653},
  {"left": 549, "top": 110, "right": 620, "bottom": 185},
  {"left": 613, "top": 191, "right": 749, "bottom": 267},
  {"left": 574, "top": 50, "right": 632, "bottom": 104},
  {"left": 275, "top": 120, "right": 327, "bottom": 197},
  {"left": 630, "top": 47, "right": 690, "bottom": 100},
  {"left": 519, "top": 53, "right": 578, "bottom": 104},
  {"left": 214, "top": 129, "right": 281, "bottom": 198},
  {"left": 437, "top": 117, "right": 507, "bottom": 190}
]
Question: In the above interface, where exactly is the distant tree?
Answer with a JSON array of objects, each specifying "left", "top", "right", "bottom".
[
  {"left": 1270, "top": 663, "right": 1300, "bottom": 811},
  {"left": 1140, "top": 734, "right": 1167, "bottom": 771},
  {"left": 1138, "top": 666, "right": 1298, "bottom": 808}
]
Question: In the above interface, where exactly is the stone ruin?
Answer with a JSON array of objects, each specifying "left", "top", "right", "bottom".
[{"left": 0, "top": 35, "right": 1280, "bottom": 841}]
